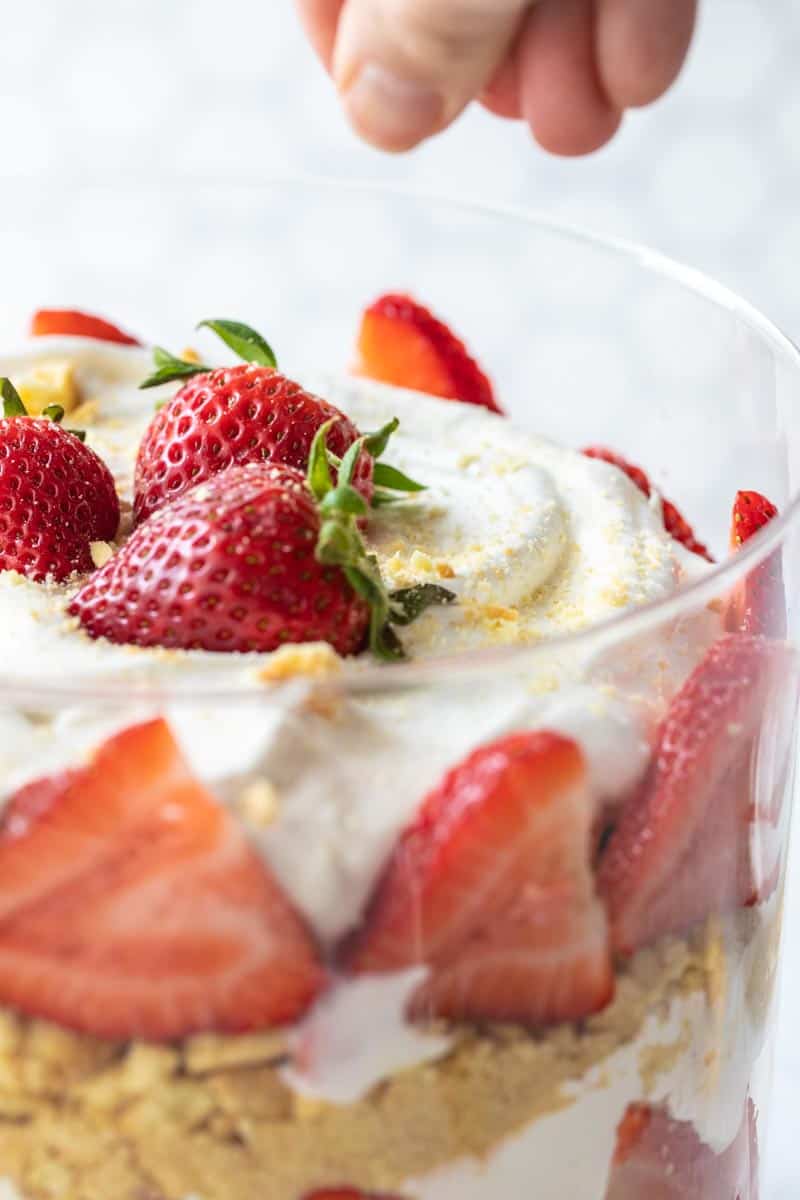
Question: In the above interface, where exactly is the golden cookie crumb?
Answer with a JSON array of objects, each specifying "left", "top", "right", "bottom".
[
  {"left": 17, "top": 361, "right": 80, "bottom": 417},
  {"left": 236, "top": 778, "right": 280, "bottom": 829},
  {"left": 257, "top": 643, "right": 342, "bottom": 683},
  {"left": 89, "top": 541, "right": 115, "bottom": 569}
]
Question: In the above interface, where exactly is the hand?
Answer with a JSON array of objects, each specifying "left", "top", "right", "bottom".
[{"left": 296, "top": 0, "right": 697, "bottom": 156}]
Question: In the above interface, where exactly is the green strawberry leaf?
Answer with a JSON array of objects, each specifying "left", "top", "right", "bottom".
[
  {"left": 1, "top": 378, "right": 26, "bottom": 418},
  {"left": 140, "top": 348, "right": 210, "bottom": 391},
  {"left": 371, "top": 490, "right": 409, "bottom": 508},
  {"left": 373, "top": 462, "right": 425, "bottom": 493},
  {"left": 390, "top": 584, "right": 457, "bottom": 626},
  {"left": 308, "top": 419, "right": 337, "bottom": 502},
  {"left": 319, "top": 483, "right": 369, "bottom": 518},
  {"left": 338, "top": 436, "right": 365, "bottom": 487},
  {"left": 363, "top": 418, "right": 399, "bottom": 459},
  {"left": 42, "top": 403, "right": 65, "bottom": 424},
  {"left": 198, "top": 319, "right": 277, "bottom": 368}
]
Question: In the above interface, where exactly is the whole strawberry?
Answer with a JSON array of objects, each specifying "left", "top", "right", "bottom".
[
  {"left": 0, "top": 379, "right": 119, "bottom": 583},
  {"left": 72, "top": 421, "right": 453, "bottom": 660},
  {"left": 72, "top": 462, "right": 370, "bottom": 656},
  {"left": 134, "top": 320, "right": 373, "bottom": 524}
]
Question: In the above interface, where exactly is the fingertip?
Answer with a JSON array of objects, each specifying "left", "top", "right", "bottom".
[
  {"left": 340, "top": 62, "right": 448, "bottom": 152},
  {"left": 528, "top": 104, "right": 623, "bottom": 158},
  {"left": 595, "top": 0, "right": 697, "bottom": 110},
  {"left": 518, "top": 0, "right": 623, "bottom": 157}
]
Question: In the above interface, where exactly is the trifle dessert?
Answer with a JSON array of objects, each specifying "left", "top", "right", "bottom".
[{"left": 0, "top": 299, "right": 795, "bottom": 1200}]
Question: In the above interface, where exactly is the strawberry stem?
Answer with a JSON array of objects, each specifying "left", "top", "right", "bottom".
[
  {"left": 0, "top": 379, "right": 87, "bottom": 441},
  {"left": 140, "top": 348, "right": 210, "bottom": 391},
  {"left": 308, "top": 421, "right": 453, "bottom": 662}
]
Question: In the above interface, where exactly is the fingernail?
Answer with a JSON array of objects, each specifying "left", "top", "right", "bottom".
[{"left": 341, "top": 63, "right": 445, "bottom": 151}]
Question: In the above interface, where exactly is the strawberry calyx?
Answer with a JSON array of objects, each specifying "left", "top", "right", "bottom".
[
  {"left": 139, "top": 318, "right": 277, "bottom": 390},
  {"left": 140, "top": 318, "right": 424, "bottom": 510},
  {"left": 308, "top": 419, "right": 455, "bottom": 661},
  {"left": 1, "top": 377, "right": 87, "bottom": 442}
]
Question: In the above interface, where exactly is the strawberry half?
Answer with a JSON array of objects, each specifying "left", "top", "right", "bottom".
[
  {"left": 727, "top": 490, "right": 785, "bottom": 638},
  {"left": 356, "top": 293, "right": 502, "bottom": 414},
  {"left": 71, "top": 462, "right": 370, "bottom": 657},
  {"left": 0, "top": 719, "right": 324, "bottom": 1041},
  {"left": 583, "top": 446, "right": 712, "bottom": 561},
  {"left": 605, "top": 1099, "right": 759, "bottom": 1199},
  {"left": 30, "top": 308, "right": 141, "bottom": 345},
  {"left": 598, "top": 635, "right": 793, "bottom": 955},
  {"left": 342, "top": 732, "right": 613, "bottom": 1026},
  {"left": 0, "top": 379, "right": 120, "bottom": 582}
]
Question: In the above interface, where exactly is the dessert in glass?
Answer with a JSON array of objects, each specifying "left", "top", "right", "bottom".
[{"left": 0, "top": 183, "right": 797, "bottom": 1200}]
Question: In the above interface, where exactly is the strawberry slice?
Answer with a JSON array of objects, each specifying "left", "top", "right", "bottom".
[
  {"left": 731, "top": 490, "right": 779, "bottom": 549},
  {"left": 727, "top": 490, "right": 786, "bottom": 638},
  {"left": 30, "top": 308, "right": 141, "bottom": 346},
  {"left": 605, "top": 1099, "right": 759, "bottom": 1199},
  {"left": 583, "top": 446, "right": 712, "bottom": 561},
  {"left": 342, "top": 732, "right": 613, "bottom": 1026},
  {"left": 304, "top": 1191, "right": 404, "bottom": 1199},
  {"left": 0, "top": 719, "right": 324, "bottom": 1041},
  {"left": 356, "top": 293, "right": 502, "bottom": 413},
  {"left": 598, "top": 635, "right": 794, "bottom": 955}
]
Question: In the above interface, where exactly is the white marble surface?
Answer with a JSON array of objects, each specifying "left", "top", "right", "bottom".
[{"left": 1, "top": 0, "right": 800, "bottom": 1194}]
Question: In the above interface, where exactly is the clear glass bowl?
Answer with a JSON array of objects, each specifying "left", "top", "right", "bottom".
[{"left": 0, "top": 180, "right": 798, "bottom": 1200}]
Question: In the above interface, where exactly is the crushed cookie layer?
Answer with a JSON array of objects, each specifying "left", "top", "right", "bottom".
[{"left": 0, "top": 920, "right": 769, "bottom": 1200}]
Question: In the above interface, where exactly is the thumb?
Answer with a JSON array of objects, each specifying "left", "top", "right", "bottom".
[{"left": 333, "top": 0, "right": 530, "bottom": 151}]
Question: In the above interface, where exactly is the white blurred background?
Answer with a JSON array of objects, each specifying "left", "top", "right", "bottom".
[{"left": 2, "top": 1, "right": 800, "bottom": 1194}]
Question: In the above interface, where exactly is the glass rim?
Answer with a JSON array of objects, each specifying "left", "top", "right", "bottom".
[{"left": 3, "top": 175, "right": 800, "bottom": 705}]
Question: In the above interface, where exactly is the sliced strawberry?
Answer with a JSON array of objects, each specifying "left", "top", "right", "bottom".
[
  {"left": 30, "top": 308, "right": 141, "bottom": 346},
  {"left": 304, "top": 1191, "right": 404, "bottom": 1199},
  {"left": 583, "top": 446, "right": 712, "bottom": 561},
  {"left": 727, "top": 490, "right": 786, "bottom": 638},
  {"left": 0, "top": 719, "right": 324, "bottom": 1041},
  {"left": 356, "top": 293, "right": 502, "bottom": 414},
  {"left": 731, "top": 490, "right": 779, "bottom": 549},
  {"left": 605, "top": 1099, "right": 759, "bottom": 1199},
  {"left": 598, "top": 635, "right": 794, "bottom": 955},
  {"left": 342, "top": 732, "right": 613, "bottom": 1026}
]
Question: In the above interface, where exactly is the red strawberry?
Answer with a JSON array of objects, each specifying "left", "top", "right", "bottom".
[
  {"left": 342, "top": 732, "right": 613, "bottom": 1026},
  {"left": 0, "top": 719, "right": 324, "bottom": 1041},
  {"left": 605, "top": 1099, "right": 759, "bottom": 1199},
  {"left": 356, "top": 293, "right": 502, "bottom": 414},
  {"left": 304, "top": 1192, "right": 404, "bottom": 1199},
  {"left": 134, "top": 364, "right": 373, "bottom": 524},
  {"left": 71, "top": 462, "right": 370, "bottom": 656},
  {"left": 727, "top": 490, "right": 785, "bottom": 638},
  {"left": 30, "top": 308, "right": 140, "bottom": 345},
  {"left": 0, "top": 381, "right": 120, "bottom": 582},
  {"left": 583, "top": 447, "right": 712, "bottom": 561},
  {"left": 731, "top": 490, "right": 779, "bottom": 549},
  {"left": 598, "top": 635, "right": 793, "bottom": 955}
]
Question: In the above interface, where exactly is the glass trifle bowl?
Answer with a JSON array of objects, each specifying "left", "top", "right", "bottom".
[{"left": 0, "top": 181, "right": 798, "bottom": 1200}]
